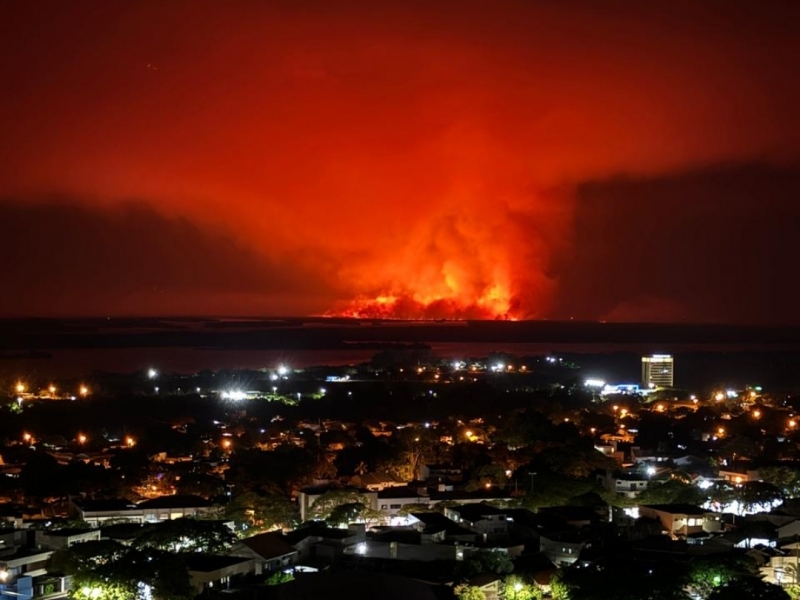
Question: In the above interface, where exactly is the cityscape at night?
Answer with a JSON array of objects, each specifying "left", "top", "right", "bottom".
[{"left": 1, "top": 1, "right": 800, "bottom": 600}]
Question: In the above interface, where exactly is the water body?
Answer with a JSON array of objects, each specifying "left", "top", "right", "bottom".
[{"left": 1, "top": 318, "right": 800, "bottom": 391}]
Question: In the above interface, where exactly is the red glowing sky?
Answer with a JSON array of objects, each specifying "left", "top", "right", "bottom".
[{"left": 1, "top": 1, "right": 799, "bottom": 321}]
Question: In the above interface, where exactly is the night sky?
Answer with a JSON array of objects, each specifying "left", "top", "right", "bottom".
[{"left": 1, "top": 1, "right": 799, "bottom": 323}]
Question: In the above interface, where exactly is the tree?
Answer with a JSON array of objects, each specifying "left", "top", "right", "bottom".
[
  {"left": 55, "top": 540, "right": 194, "bottom": 600},
  {"left": 454, "top": 584, "right": 487, "bottom": 600},
  {"left": 550, "top": 569, "right": 574, "bottom": 600},
  {"left": 688, "top": 555, "right": 758, "bottom": 599},
  {"left": 224, "top": 491, "right": 298, "bottom": 535},
  {"left": 707, "top": 578, "right": 789, "bottom": 600},
  {"left": 759, "top": 467, "right": 800, "bottom": 497},
  {"left": 132, "top": 518, "right": 236, "bottom": 553},
  {"left": 327, "top": 502, "right": 367, "bottom": 526},
  {"left": 265, "top": 571, "right": 294, "bottom": 586},
  {"left": 465, "top": 464, "right": 508, "bottom": 492},
  {"left": 309, "top": 489, "right": 370, "bottom": 521},
  {"left": 500, "top": 576, "right": 542, "bottom": 600},
  {"left": 636, "top": 479, "right": 706, "bottom": 506},
  {"left": 455, "top": 550, "right": 514, "bottom": 581}
]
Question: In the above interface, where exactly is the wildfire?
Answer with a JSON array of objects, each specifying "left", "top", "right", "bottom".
[{"left": 333, "top": 286, "right": 519, "bottom": 320}]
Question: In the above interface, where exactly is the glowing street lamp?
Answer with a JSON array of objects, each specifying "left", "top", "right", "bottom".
[
  {"left": 221, "top": 439, "right": 232, "bottom": 450},
  {"left": 147, "top": 368, "right": 158, "bottom": 379},
  {"left": 78, "top": 434, "right": 87, "bottom": 444},
  {"left": 22, "top": 432, "right": 31, "bottom": 443},
  {"left": 15, "top": 382, "right": 25, "bottom": 394},
  {"left": 79, "top": 385, "right": 89, "bottom": 397},
  {"left": 125, "top": 436, "right": 136, "bottom": 447},
  {"left": 48, "top": 385, "right": 57, "bottom": 395},
  {"left": 752, "top": 409, "right": 762, "bottom": 419},
  {"left": 789, "top": 419, "right": 797, "bottom": 429}
]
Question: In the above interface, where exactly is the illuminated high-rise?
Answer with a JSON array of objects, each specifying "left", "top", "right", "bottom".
[{"left": 641, "top": 354, "right": 674, "bottom": 388}]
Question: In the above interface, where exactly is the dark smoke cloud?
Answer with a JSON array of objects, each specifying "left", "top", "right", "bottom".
[
  {"left": 552, "top": 163, "right": 800, "bottom": 324},
  {"left": 0, "top": 200, "right": 331, "bottom": 316}
]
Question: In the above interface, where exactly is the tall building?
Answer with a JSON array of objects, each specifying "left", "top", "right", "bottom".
[{"left": 642, "top": 354, "right": 674, "bottom": 388}]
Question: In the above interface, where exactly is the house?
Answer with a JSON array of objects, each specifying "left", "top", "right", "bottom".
[
  {"left": 136, "top": 495, "right": 215, "bottom": 521},
  {"left": 350, "top": 473, "right": 406, "bottom": 492},
  {"left": 0, "top": 548, "right": 68, "bottom": 600},
  {"left": 70, "top": 495, "right": 215, "bottom": 526},
  {"left": 444, "top": 503, "right": 509, "bottom": 539},
  {"left": 599, "top": 470, "right": 651, "bottom": 498},
  {"left": 69, "top": 499, "right": 143, "bottom": 526},
  {"left": 184, "top": 554, "right": 256, "bottom": 594},
  {"left": 406, "top": 512, "right": 480, "bottom": 544},
  {"left": 467, "top": 574, "right": 501, "bottom": 600},
  {"left": 230, "top": 532, "right": 298, "bottom": 574},
  {"left": 718, "top": 468, "right": 760, "bottom": 484},
  {"left": 638, "top": 504, "right": 722, "bottom": 539},
  {"left": 283, "top": 523, "right": 365, "bottom": 563},
  {"left": 34, "top": 528, "right": 100, "bottom": 551},
  {"left": 377, "top": 487, "right": 430, "bottom": 521},
  {"left": 539, "top": 531, "right": 594, "bottom": 567},
  {"left": 343, "top": 527, "right": 475, "bottom": 562},
  {"left": 418, "top": 464, "right": 463, "bottom": 482}
]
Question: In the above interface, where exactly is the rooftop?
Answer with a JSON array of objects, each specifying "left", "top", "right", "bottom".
[
  {"left": 185, "top": 554, "right": 253, "bottom": 573},
  {"left": 240, "top": 532, "right": 297, "bottom": 560},
  {"left": 137, "top": 494, "right": 212, "bottom": 509},
  {"left": 641, "top": 504, "right": 709, "bottom": 516},
  {"left": 74, "top": 499, "right": 140, "bottom": 512}
]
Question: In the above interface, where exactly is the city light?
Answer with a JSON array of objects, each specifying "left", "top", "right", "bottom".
[
  {"left": 277, "top": 365, "right": 289, "bottom": 376},
  {"left": 15, "top": 382, "right": 25, "bottom": 394},
  {"left": 147, "top": 368, "right": 158, "bottom": 379},
  {"left": 752, "top": 409, "right": 761, "bottom": 419},
  {"left": 221, "top": 390, "right": 246, "bottom": 401},
  {"left": 48, "top": 385, "right": 56, "bottom": 394},
  {"left": 79, "top": 385, "right": 89, "bottom": 397},
  {"left": 22, "top": 432, "right": 31, "bottom": 442},
  {"left": 222, "top": 439, "right": 232, "bottom": 450},
  {"left": 714, "top": 392, "right": 725, "bottom": 402},
  {"left": 78, "top": 434, "right": 87, "bottom": 444},
  {"left": 125, "top": 436, "right": 136, "bottom": 447},
  {"left": 585, "top": 379, "right": 606, "bottom": 388},
  {"left": 789, "top": 419, "right": 797, "bottom": 429}
]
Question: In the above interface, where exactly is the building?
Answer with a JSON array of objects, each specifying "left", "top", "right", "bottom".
[
  {"left": 443, "top": 503, "right": 509, "bottom": 539},
  {"left": 638, "top": 504, "right": 722, "bottom": 539},
  {"left": 641, "top": 354, "right": 674, "bottom": 388},
  {"left": 70, "top": 495, "right": 215, "bottom": 526},
  {"left": 230, "top": 532, "right": 298, "bottom": 575},
  {"left": 0, "top": 548, "right": 66, "bottom": 600},
  {"left": 34, "top": 528, "right": 100, "bottom": 551},
  {"left": 184, "top": 554, "right": 256, "bottom": 594}
]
